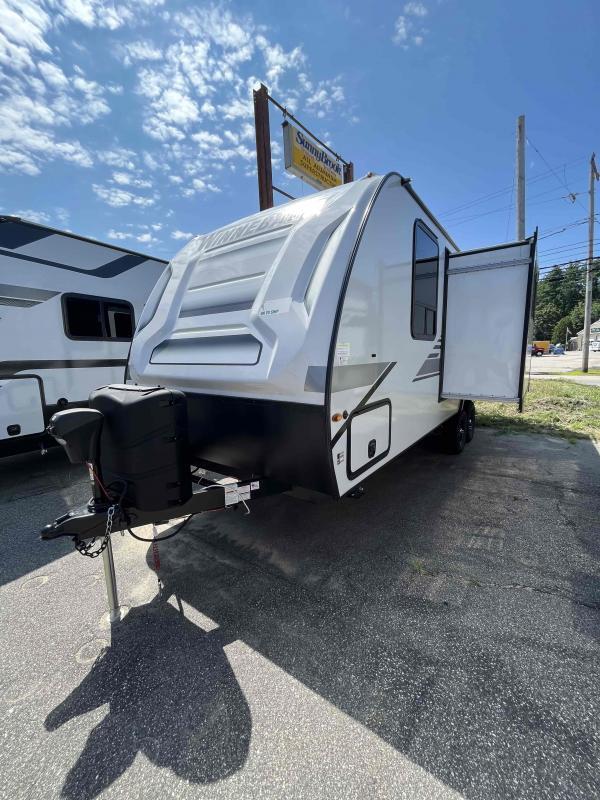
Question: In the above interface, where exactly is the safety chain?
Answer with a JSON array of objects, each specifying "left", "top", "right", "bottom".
[{"left": 74, "top": 504, "right": 118, "bottom": 558}]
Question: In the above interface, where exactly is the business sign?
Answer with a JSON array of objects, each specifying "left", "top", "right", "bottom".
[{"left": 283, "top": 121, "right": 343, "bottom": 191}]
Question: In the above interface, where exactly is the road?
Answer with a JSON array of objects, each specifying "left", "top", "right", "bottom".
[
  {"left": 0, "top": 428, "right": 599, "bottom": 800},
  {"left": 530, "top": 351, "right": 600, "bottom": 386}
]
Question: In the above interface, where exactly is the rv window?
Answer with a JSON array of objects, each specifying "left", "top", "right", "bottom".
[
  {"left": 411, "top": 221, "right": 439, "bottom": 340},
  {"left": 105, "top": 302, "right": 134, "bottom": 339},
  {"left": 63, "top": 294, "right": 134, "bottom": 340},
  {"left": 64, "top": 297, "right": 103, "bottom": 338}
]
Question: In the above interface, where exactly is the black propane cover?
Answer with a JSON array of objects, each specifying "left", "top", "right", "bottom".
[{"left": 89, "top": 384, "right": 192, "bottom": 512}]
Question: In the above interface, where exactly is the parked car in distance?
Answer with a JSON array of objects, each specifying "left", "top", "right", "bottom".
[
  {"left": 553, "top": 344, "right": 565, "bottom": 355},
  {"left": 532, "top": 344, "right": 545, "bottom": 356}
]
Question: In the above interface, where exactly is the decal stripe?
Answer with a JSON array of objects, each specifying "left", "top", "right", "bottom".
[
  {"left": 331, "top": 361, "right": 396, "bottom": 447},
  {"left": 0, "top": 297, "right": 40, "bottom": 308},
  {"left": 413, "top": 372, "right": 440, "bottom": 382},
  {"left": 0, "top": 359, "right": 127, "bottom": 375},
  {"left": 0, "top": 248, "right": 149, "bottom": 278},
  {"left": 0, "top": 283, "right": 59, "bottom": 301}
]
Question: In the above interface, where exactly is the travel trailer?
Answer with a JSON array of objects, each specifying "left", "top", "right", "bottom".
[
  {"left": 42, "top": 172, "right": 536, "bottom": 620},
  {"left": 0, "top": 216, "right": 167, "bottom": 456}
]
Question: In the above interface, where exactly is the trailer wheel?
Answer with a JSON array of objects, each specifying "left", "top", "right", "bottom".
[
  {"left": 443, "top": 409, "right": 467, "bottom": 454},
  {"left": 464, "top": 401, "right": 475, "bottom": 443}
]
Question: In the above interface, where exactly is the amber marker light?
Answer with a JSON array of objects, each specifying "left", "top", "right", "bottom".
[{"left": 331, "top": 413, "right": 344, "bottom": 422}]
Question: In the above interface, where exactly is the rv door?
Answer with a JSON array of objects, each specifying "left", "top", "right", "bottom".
[
  {"left": 439, "top": 234, "right": 537, "bottom": 406},
  {"left": 0, "top": 376, "right": 45, "bottom": 440}
]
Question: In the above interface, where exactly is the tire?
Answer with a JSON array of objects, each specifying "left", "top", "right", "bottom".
[
  {"left": 442, "top": 409, "right": 467, "bottom": 454},
  {"left": 535, "top": 350, "right": 543, "bottom": 357},
  {"left": 464, "top": 401, "right": 475, "bottom": 443}
]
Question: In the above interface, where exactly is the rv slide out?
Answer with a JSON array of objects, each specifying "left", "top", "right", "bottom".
[
  {"left": 0, "top": 217, "right": 167, "bottom": 455},
  {"left": 42, "top": 173, "right": 536, "bottom": 620}
]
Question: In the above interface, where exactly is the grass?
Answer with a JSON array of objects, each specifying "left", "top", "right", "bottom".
[
  {"left": 476, "top": 379, "right": 600, "bottom": 442},
  {"left": 566, "top": 369, "right": 600, "bottom": 377}
]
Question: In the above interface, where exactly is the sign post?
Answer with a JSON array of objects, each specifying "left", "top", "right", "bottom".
[
  {"left": 253, "top": 84, "right": 273, "bottom": 211},
  {"left": 253, "top": 82, "right": 353, "bottom": 210}
]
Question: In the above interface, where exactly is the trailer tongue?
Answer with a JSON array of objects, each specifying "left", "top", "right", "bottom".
[{"left": 41, "top": 383, "right": 286, "bottom": 544}]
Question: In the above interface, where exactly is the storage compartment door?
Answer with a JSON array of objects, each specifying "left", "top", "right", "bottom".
[
  {"left": 0, "top": 377, "right": 45, "bottom": 440},
  {"left": 347, "top": 400, "right": 391, "bottom": 479},
  {"left": 440, "top": 235, "right": 536, "bottom": 404}
]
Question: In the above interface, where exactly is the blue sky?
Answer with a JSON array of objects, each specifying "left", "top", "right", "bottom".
[{"left": 0, "top": 0, "right": 598, "bottom": 271}]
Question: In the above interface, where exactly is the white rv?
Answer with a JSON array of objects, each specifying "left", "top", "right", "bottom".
[
  {"left": 42, "top": 172, "right": 537, "bottom": 622},
  {"left": 0, "top": 216, "right": 167, "bottom": 455},
  {"left": 126, "top": 171, "right": 536, "bottom": 497}
]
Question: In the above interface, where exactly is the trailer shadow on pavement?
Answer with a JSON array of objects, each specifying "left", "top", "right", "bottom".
[
  {"left": 6, "top": 430, "right": 600, "bottom": 800},
  {"left": 44, "top": 601, "right": 251, "bottom": 797}
]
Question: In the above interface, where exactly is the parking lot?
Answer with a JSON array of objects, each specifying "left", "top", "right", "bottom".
[{"left": 1, "top": 427, "right": 599, "bottom": 800}]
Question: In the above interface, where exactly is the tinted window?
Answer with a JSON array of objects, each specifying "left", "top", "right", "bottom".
[
  {"left": 64, "top": 297, "right": 103, "bottom": 338},
  {"left": 64, "top": 295, "right": 134, "bottom": 340},
  {"left": 105, "top": 302, "right": 134, "bottom": 338},
  {"left": 411, "top": 221, "right": 439, "bottom": 340}
]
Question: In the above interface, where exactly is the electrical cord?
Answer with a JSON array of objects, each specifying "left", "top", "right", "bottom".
[
  {"left": 127, "top": 514, "right": 194, "bottom": 542},
  {"left": 124, "top": 484, "right": 224, "bottom": 542}
]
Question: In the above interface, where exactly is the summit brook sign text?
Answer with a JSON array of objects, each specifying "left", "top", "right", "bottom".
[{"left": 282, "top": 121, "right": 343, "bottom": 191}]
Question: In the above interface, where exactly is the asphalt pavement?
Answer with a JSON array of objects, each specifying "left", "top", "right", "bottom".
[{"left": 0, "top": 427, "right": 599, "bottom": 800}]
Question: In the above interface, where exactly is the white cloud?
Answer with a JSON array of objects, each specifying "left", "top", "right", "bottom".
[
  {"left": 98, "top": 148, "right": 137, "bottom": 169},
  {"left": 0, "top": 0, "right": 351, "bottom": 210},
  {"left": 404, "top": 2, "right": 428, "bottom": 17},
  {"left": 16, "top": 208, "right": 51, "bottom": 224},
  {"left": 136, "top": 231, "right": 157, "bottom": 243},
  {"left": 393, "top": 16, "right": 409, "bottom": 45},
  {"left": 393, "top": 2, "right": 428, "bottom": 47},
  {"left": 119, "top": 40, "right": 163, "bottom": 66},
  {"left": 37, "top": 61, "right": 68, "bottom": 89},
  {"left": 107, "top": 228, "right": 130, "bottom": 240},
  {"left": 111, "top": 170, "right": 152, "bottom": 188},
  {"left": 0, "top": 5, "right": 114, "bottom": 177},
  {"left": 256, "top": 35, "right": 305, "bottom": 91},
  {"left": 171, "top": 229, "right": 195, "bottom": 240},
  {"left": 306, "top": 79, "right": 345, "bottom": 119},
  {"left": 191, "top": 177, "right": 220, "bottom": 193},
  {"left": 92, "top": 184, "right": 156, "bottom": 207},
  {"left": 58, "top": 0, "right": 166, "bottom": 31}
]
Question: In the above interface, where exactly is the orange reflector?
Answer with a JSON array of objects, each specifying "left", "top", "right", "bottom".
[{"left": 331, "top": 413, "right": 343, "bottom": 422}]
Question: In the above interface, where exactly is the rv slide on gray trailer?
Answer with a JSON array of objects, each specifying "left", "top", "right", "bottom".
[{"left": 0, "top": 216, "right": 167, "bottom": 456}]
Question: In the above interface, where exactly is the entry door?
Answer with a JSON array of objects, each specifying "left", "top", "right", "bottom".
[
  {"left": 439, "top": 235, "right": 536, "bottom": 405},
  {"left": 0, "top": 377, "right": 45, "bottom": 440}
]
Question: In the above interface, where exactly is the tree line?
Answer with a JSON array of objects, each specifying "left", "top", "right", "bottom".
[{"left": 534, "top": 260, "right": 600, "bottom": 342}]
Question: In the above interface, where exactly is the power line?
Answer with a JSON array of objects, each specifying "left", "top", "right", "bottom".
[
  {"left": 448, "top": 190, "right": 586, "bottom": 227},
  {"left": 526, "top": 135, "right": 587, "bottom": 213},
  {"left": 536, "top": 267, "right": 600, "bottom": 286},
  {"left": 539, "top": 238, "right": 600, "bottom": 256},
  {"left": 438, "top": 156, "right": 586, "bottom": 218},
  {"left": 538, "top": 218, "right": 590, "bottom": 239}
]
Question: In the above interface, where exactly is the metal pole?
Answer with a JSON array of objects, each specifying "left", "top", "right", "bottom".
[
  {"left": 516, "top": 115, "right": 525, "bottom": 240},
  {"left": 253, "top": 83, "right": 273, "bottom": 211},
  {"left": 582, "top": 152, "right": 598, "bottom": 372},
  {"left": 101, "top": 538, "right": 127, "bottom": 625}
]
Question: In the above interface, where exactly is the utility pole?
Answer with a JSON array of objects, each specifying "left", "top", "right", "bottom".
[
  {"left": 516, "top": 115, "right": 525, "bottom": 240},
  {"left": 582, "top": 152, "right": 599, "bottom": 372}
]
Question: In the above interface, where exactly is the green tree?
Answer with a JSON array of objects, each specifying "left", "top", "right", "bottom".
[
  {"left": 556, "top": 262, "right": 585, "bottom": 317},
  {"left": 569, "top": 298, "right": 600, "bottom": 334},
  {"left": 535, "top": 302, "right": 562, "bottom": 339},
  {"left": 552, "top": 316, "right": 570, "bottom": 344}
]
